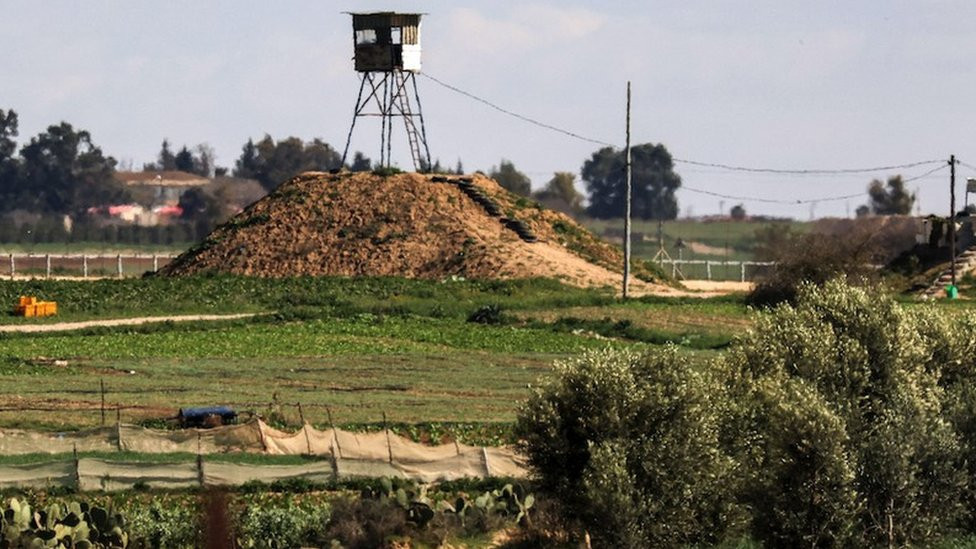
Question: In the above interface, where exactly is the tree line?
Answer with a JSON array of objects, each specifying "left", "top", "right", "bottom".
[{"left": 0, "top": 105, "right": 922, "bottom": 241}]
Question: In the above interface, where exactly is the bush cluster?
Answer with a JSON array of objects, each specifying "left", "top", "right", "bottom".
[{"left": 517, "top": 279, "right": 976, "bottom": 548}]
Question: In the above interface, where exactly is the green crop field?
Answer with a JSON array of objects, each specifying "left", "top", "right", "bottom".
[
  {"left": 0, "top": 276, "right": 753, "bottom": 435},
  {"left": 582, "top": 218, "right": 811, "bottom": 259}
]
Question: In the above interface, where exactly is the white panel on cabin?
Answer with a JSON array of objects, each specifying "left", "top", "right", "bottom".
[{"left": 401, "top": 45, "right": 422, "bottom": 72}]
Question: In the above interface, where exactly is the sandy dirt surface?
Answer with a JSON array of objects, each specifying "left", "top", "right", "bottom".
[
  {"left": 160, "top": 172, "right": 672, "bottom": 293},
  {"left": 0, "top": 313, "right": 259, "bottom": 333},
  {"left": 679, "top": 280, "right": 754, "bottom": 293}
]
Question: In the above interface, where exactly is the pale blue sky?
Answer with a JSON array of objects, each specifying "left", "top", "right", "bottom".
[{"left": 3, "top": 1, "right": 975, "bottom": 218}]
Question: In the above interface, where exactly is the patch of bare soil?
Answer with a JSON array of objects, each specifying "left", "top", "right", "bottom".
[
  {"left": 680, "top": 280, "right": 754, "bottom": 294},
  {"left": 0, "top": 313, "right": 258, "bottom": 333},
  {"left": 686, "top": 241, "right": 732, "bottom": 256},
  {"left": 160, "top": 172, "right": 672, "bottom": 294}
]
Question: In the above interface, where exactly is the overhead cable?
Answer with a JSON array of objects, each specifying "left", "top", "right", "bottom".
[
  {"left": 422, "top": 71, "right": 953, "bottom": 178},
  {"left": 958, "top": 160, "right": 976, "bottom": 173},
  {"left": 671, "top": 158, "right": 944, "bottom": 175},
  {"left": 680, "top": 164, "right": 949, "bottom": 205},
  {"left": 421, "top": 73, "right": 613, "bottom": 147}
]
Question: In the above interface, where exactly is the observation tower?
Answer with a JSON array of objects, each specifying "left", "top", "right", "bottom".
[{"left": 340, "top": 12, "right": 432, "bottom": 172}]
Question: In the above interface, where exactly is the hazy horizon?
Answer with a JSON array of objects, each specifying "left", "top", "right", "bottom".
[{"left": 4, "top": 1, "right": 975, "bottom": 219}]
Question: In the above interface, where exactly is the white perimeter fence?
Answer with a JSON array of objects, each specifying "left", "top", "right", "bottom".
[
  {"left": 0, "top": 254, "right": 176, "bottom": 279},
  {"left": 0, "top": 254, "right": 779, "bottom": 282},
  {"left": 657, "top": 259, "right": 775, "bottom": 282}
]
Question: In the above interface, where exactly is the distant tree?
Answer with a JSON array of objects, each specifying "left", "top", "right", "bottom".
[
  {"left": 174, "top": 146, "right": 195, "bottom": 173},
  {"left": 349, "top": 151, "right": 372, "bottom": 172},
  {"left": 0, "top": 109, "right": 19, "bottom": 204},
  {"left": 156, "top": 139, "right": 177, "bottom": 171},
  {"left": 490, "top": 159, "right": 532, "bottom": 196},
  {"left": 234, "top": 139, "right": 260, "bottom": 180},
  {"left": 583, "top": 143, "right": 681, "bottom": 220},
  {"left": 454, "top": 159, "right": 464, "bottom": 175},
  {"left": 17, "top": 122, "right": 125, "bottom": 216},
  {"left": 234, "top": 135, "right": 344, "bottom": 191},
  {"left": 855, "top": 205, "right": 871, "bottom": 218},
  {"left": 730, "top": 204, "right": 746, "bottom": 220},
  {"left": 145, "top": 140, "right": 217, "bottom": 175},
  {"left": 192, "top": 144, "right": 216, "bottom": 177},
  {"left": 867, "top": 175, "right": 914, "bottom": 215},
  {"left": 534, "top": 172, "right": 584, "bottom": 215},
  {"left": 177, "top": 187, "right": 220, "bottom": 239},
  {"left": 421, "top": 158, "right": 444, "bottom": 173},
  {"left": 142, "top": 139, "right": 177, "bottom": 171},
  {"left": 303, "top": 139, "right": 342, "bottom": 172}
]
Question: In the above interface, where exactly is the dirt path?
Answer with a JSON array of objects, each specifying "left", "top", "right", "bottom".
[
  {"left": 0, "top": 313, "right": 260, "bottom": 333},
  {"left": 680, "top": 280, "right": 754, "bottom": 293}
]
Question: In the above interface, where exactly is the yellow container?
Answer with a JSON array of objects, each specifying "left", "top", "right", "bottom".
[{"left": 13, "top": 296, "right": 57, "bottom": 317}]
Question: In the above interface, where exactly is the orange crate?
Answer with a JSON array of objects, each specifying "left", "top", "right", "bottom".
[{"left": 13, "top": 296, "right": 57, "bottom": 317}]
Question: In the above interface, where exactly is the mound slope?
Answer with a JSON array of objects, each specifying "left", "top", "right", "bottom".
[{"left": 161, "top": 172, "right": 666, "bottom": 292}]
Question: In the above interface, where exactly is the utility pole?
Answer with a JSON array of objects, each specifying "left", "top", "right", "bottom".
[
  {"left": 950, "top": 154, "right": 957, "bottom": 286},
  {"left": 623, "top": 81, "right": 632, "bottom": 299}
]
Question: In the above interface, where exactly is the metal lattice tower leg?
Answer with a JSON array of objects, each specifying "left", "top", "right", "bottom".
[{"left": 342, "top": 70, "right": 432, "bottom": 172}]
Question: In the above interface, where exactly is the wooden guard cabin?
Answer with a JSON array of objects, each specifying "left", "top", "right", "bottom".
[{"left": 350, "top": 12, "right": 423, "bottom": 73}]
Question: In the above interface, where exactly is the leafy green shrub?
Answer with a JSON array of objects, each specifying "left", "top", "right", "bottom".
[
  {"left": 371, "top": 166, "right": 403, "bottom": 177},
  {"left": 726, "top": 279, "right": 967, "bottom": 546},
  {"left": 236, "top": 498, "right": 329, "bottom": 549},
  {"left": 322, "top": 496, "right": 406, "bottom": 549},
  {"left": 745, "top": 378, "right": 859, "bottom": 547},
  {"left": 127, "top": 499, "right": 199, "bottom": 548},
  {"left": 747, "top": 229, "right": 879, "bottom": 306},
  {"left": 467, "top": 304, "right": 504, "bottom": 325},
  {"left": 515, "top": 347, "right": 740, "bottom": 548}
]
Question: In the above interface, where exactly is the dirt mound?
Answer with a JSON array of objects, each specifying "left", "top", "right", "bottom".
[{"left": 160, "top": 171, "right": 667, "bottom": 292}]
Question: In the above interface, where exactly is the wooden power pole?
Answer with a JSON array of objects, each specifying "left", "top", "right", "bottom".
[
  {"left": 950, "top": 154, "right": 957, "bottom": 286},
  {"left": 623, "top": 82, "right": 632, "bottom": 299}
]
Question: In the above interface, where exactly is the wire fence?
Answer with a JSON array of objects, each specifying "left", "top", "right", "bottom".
[
  {"left": 656, "top": 259, "right": 775, "bottom": 282},
  {"left": 0, "top": 254, "right": 176, "bottom": 279}
]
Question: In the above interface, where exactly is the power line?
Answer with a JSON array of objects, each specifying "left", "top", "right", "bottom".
[
  {"left": 958, "top": 160, "right": 976, "bottom": 173},
  {"left": 422, "top": 72, "right": 956, "bottom": 180},
  {"left": 680, "top": 164, "right": 949, "bottom": 205},
  {"left": 671, "top": 158, "right": 944, "bottom": 175},
  {"left": 421, "top": 73, "right": 613, "bottom": 147}
]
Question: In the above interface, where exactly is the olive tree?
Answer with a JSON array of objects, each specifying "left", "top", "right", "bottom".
[
  {"left": 726, "top": 279, "right": 966, "bottom": 547},
  {"left": 515, "top": 347, "right": 740, "bottom": 548}
]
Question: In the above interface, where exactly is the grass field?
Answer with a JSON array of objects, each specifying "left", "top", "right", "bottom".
[
  {"left": 0, "top": 276, "right": 753, "bottom": 435},
  {"left": 582, "top": 218, "right": 811, "bottom": 260}
]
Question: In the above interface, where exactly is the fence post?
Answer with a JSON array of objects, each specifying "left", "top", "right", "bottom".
[
  {"left": 73, "top": 444, "right": 81, "bottom": 491},
  {"left": 326, "top": 406, "right": 342, "bottom": 458},
  {"left": 482, "top": 447, "right": 493, "bottom": 478},
  {"left": 82, "top": 255, "right": 88, "bottom": 278},
  {"left": 383, "top": 411, "right": 393, "bottom": 464},
  {"left": 197, "top": 453, "right": 205, "bottom": 487},
  {"left": 9, "top": 254, "right": 14, "bottom": 279},
  {"left": 116, "top": 255, "right": 122, "bottom": 278},
  {"left": 740, "top": 262, "right": 746, "bottom": 283},
  {"left": 152, "top": 254, "right": 158, "bottom": 272},
  {"left": 100, "top": 379, "right": 106, "bottom": 426},
  {"left": 45, "top": 254, "right": 51, "bottom": 278},
  {"left": 671, "top": 261, "right": 677, "bottom": 278},
  {"left": 705, "top": 261, "right": 712, "bottom": 281},
  {"left": 298, "top": 402, "right": 312, "bottom": 455}
]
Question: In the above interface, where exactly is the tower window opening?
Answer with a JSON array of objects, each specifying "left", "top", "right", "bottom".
[
  {"left": 391, "top": 27, "right": 402, "bottom": 45},
  {"left": 355, "top": 29, "right": 377, "bottom": 45}
]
